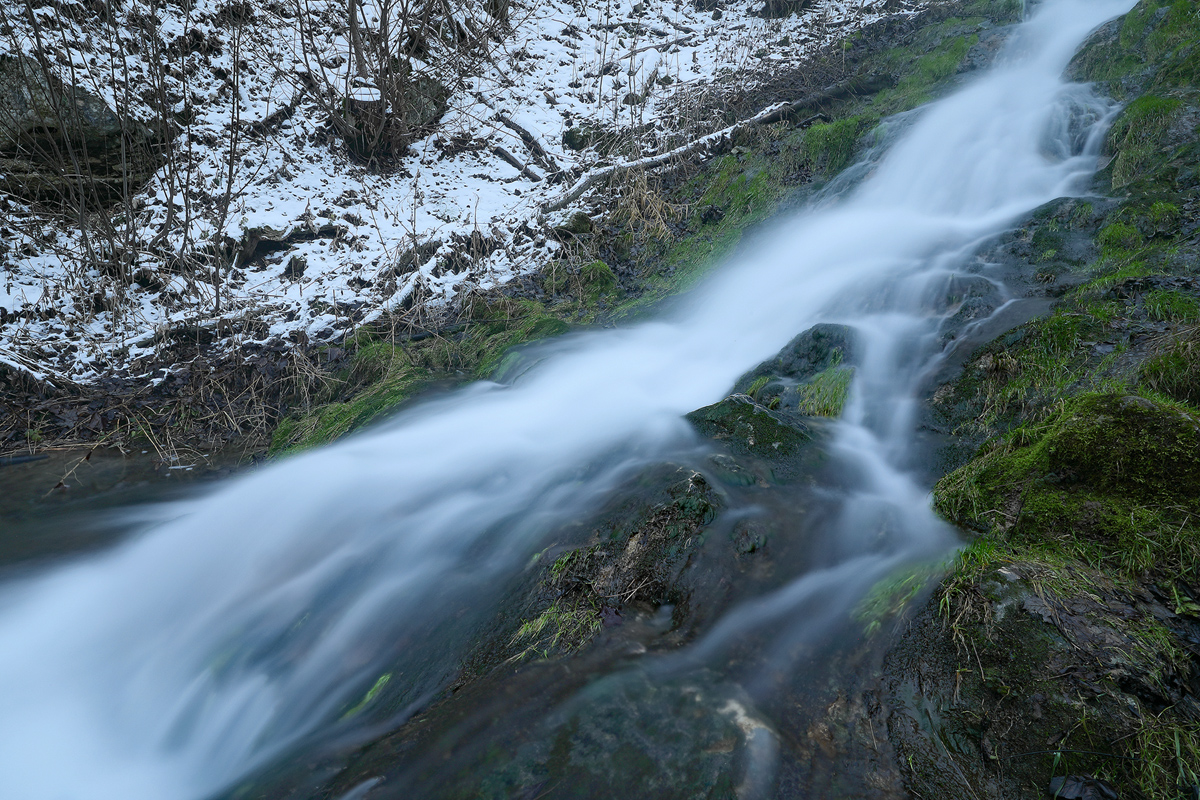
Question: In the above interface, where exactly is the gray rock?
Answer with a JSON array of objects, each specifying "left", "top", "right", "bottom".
[
  {"left": 0, "top": 55, "right": 153, "bottom": 205},
  {"left": 0, "top": 56, "right": 124, "bottom": 149}
]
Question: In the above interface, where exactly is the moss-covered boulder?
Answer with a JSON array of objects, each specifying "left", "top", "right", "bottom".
[
  {"left": 936, "top": 393, "right": 1200, "bottom": 574},
  {"left": 1068, "top": 0, "right": 1200, "bottom": 95},
  {"left": 731, "top": 323, "right": 858, "bottom": 416},
  {"left": 686, "top": 394, "right": 830, "bottom": 487}
]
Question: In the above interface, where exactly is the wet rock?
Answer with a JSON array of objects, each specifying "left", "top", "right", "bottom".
[
  {"left": 1047, "top": 776, "right": 1119, "bottom": 800},
  {"left": 735, "top": 324, "right": 856, "bottom": 389},
  {"left": 687, "top": 394, "right": 828, "bottom": 484},
  {"left": 885, "top": 561, "right": 1200, "bottom": 800},
  {"left": 731, "top": 323, "right": 858, "bottom": 416},
  {"left": 962, "top": 25, "right": 1016, "bottom": 73},
  {"left": 329, "top": 666, "right": 765, "bottom": 800},
  {"left": 688, "top": 395, "right": 812, "bottom": 459}
]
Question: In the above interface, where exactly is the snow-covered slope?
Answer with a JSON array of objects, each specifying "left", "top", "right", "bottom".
[{"left": 0, "top": 0, "right": 930, "bottom": 384}]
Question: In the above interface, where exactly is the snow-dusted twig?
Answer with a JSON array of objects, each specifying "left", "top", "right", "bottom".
[
  {"left": 541, "top": 72, "right": 893, "bottom": 214},
  {"left": 541, "top": 103, "right": 785, "bottom": 213}
]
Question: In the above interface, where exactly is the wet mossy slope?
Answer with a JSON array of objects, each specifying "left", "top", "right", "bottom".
[{"left": 886, "top": 3, "right": 1200, "bottom": 798}]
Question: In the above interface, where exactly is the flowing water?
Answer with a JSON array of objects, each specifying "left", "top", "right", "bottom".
[{"left": 0, "top": 1, "right": 1137, "bottom": 797}]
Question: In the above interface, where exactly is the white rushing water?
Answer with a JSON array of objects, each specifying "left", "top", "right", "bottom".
[{"left": 0, "top": 1, "right": 1136, "bottom": 797}]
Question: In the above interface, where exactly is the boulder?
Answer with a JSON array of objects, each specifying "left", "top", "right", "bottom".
[
  {"left": 731, "top": 323, "right": 858, "bottom": 416},
  {"left": 0, "top": 55, "right": 151, "bottom": 205}
]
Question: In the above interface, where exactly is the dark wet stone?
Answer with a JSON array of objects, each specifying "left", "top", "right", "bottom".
[
  {"left": 1048, "top": 776, "right": 1119, "bottom": 800},
  {"left": 733, "top": 323, "right": 857, "bottom": 394},
  {"left": 687, "top": 394, "right": 813, "bottom": 458}
]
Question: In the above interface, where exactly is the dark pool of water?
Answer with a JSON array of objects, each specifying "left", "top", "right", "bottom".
[{"left": 0, "top": 445, "right": 254, "bottom": 569}]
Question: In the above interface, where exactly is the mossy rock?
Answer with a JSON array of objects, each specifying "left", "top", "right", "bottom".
[
  {"left": 1068, "top": 0, "right": 1200, "bottom": 94},
  {"left": 579, "top": 259, "right": 617, "bottom": 298},
  {"left": 686, "top": 394, "right": 829, "bottom": 486},
  {"left": 732, "top": 323, "right": 857, "bottom": 417},
  {"left": 886, "top": 557, "right": 1200, "bottom": 800},
  {"left": 935, "top": 393, "right": 1200, "bottom": 575},
  {"left": 1106, "top": 94, "right": 1186, "bottom": 189},
  {"left": 687, "top": 395, "right": 814, "bottom": 458},
  {"left": 1141, "top": 328, "right": 1200, "bottom": 405},
  {"left": 553, "top": 211, "right": 593, "bottom": 240},
  {"left": 561, "top": 123, "right": 619, "bottom": 153}
]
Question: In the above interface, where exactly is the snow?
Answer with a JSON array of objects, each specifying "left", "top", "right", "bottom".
[{"left": 0, "top": 0, "right": 933, "bottom": 383}]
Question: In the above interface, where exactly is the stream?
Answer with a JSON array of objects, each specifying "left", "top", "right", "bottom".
[{"left": 0, "top": 1, "right": 1137, "bottom": 797}]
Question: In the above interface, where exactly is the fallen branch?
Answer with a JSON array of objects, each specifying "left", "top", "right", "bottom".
[
  {"left": 625, "top": 33, "right": 695, "bottom": 58},
  {"left": 496, "top": 114, "right": 563, "bottom": 178},
  {"left": 541, "top": 72, "right": 892, "bottom": 214},
  {"left": 541, "top": 105, "right": 784, "bottom": 213},
  {"left": 493, "top": 146, "right": 544, "bottom": 182}
]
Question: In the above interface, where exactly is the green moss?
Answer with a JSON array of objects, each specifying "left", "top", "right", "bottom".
[
  {"left": 872, "top": 34, "right": 975, "bottom": 114},
  {"left": 579, "top": 259, "right": 618, "bottom": 300},
  {"left": 270, "top": 300, "right": 576, "bottom": 454},
  {"left": 960, "top": 0, "right": 1022, "bottom": 21},
  {"left": 803, "top": 116, "right": 871, "bottom": 175},
  {"left": 1097, "top": 221, "right": 1145, "bottom": 256},
  {"left": 1149, "top": 200, "right": 1181, "bottom": 228},
  {"left": 935, "top": 393, "right": 1200, "bottom": 577},
  {"left": 1108, "top": 95, "right": 1183, "bottom": 188},
  {"left": 1080, "top": 260, "right": 1155, "bottom": 292},
  {"left": 1146, "top": 0, "right": 1200, "bottom": 89},
  {"left": 686, "top": 395, "right": 813, "bottom": 460},
  {"left": 611, "top": 154, "right": 783, "bottom": 320},
  {"left": 1071, "top": 0, "right": 1200, "bottom": 92},
  {"left": 269, "top": 339, "right": 431, "bottom": 455},
  {"left": 795, "top": 364, "right": 855, "bottom": 417}
]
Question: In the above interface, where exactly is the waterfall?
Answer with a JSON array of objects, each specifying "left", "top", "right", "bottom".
[{"left": 0, "top": 1, "right": 1136, "bottom": 797}]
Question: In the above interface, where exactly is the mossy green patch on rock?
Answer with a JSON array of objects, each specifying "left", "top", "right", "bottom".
[
  {"left": 732, "top": 323, "right": 858, "bottom": 417},
  {"left": 503, "top": 469, "right": 720, "bottom": 664},
  {"left": 687, "top": 395, "right": 812, "bottom": 458},
  {"left": 887, "top": 553, "right": 1200, "bottom": 800},
  {"left": 1109, "top": 95, "right": 1185, "bottom": 188},
  {"left": 1070, "top": 0, "right": 1200, "bottom": 94},
  {"left": 935, "top": 393, "right": 1200, "bottom": 577},
  {"left": 803, "top": 116, "right": 873, "bottom": 175}
]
